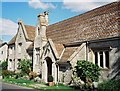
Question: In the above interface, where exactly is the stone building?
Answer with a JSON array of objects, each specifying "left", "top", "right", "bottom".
[
  {"left": 8, "top": 2, "right": 120, "bottom": 83},
  {"left": 0, "top": 42, "right": 8, "bottom": 63},
  {"left": 7, "top": 21, "right": 35, "bottom": 71}
]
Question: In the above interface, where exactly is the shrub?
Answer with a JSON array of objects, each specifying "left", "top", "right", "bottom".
[
  {"left": 29, "top": 71, "right": 37, "bottom": 80},
  {"left": 75, "top": 60, "right": 100, "bottom": 82},
  {"left": 2, "top": 70, "right": 9, "bottom": 78},
  {"left": 73, "top": 60, "right": 100, "bottom": 90},
  {"left": 2, "top": 70, "right": 14, "bottom": 78},
  {"left": 9, "top": 71, "right": 15, "bottom": 76},
  {"left": 15, "top": 72, "right": 25, "bottom": 79},
  {"left": 18, "top": 59, "right": 32, "bottom": 74},
  {"left": 1, "top": 61, "right": 8, "bottom": 70},
  {"left": 97, "top": 79, "right": 120, "bottom": 91},
  {"left": 48, "top": 75, "right": 53, "bottom": 82}
]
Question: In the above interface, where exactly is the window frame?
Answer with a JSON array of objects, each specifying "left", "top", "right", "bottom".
[
  {"left": 93, "top": 49, "right": 110, "bottom": 69},
  {"left": 1, "top": 51, "right": 3, "bottom": 55}
]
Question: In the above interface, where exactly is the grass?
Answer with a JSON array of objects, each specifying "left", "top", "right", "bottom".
[
  {"left": 3, "top": 77, "right": 32, "bottom": 83},
  {"left": 3, "top": 77, "right": 34, "bottom": 87},
  {"left": 3, "top": 77, "right": 80, "bottom": 91},
  {"left": 39, "top": 84, "right": 80, "bottom": 91}
]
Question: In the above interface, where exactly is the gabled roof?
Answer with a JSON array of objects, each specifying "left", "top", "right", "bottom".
[
  {"left": 0, "top": 42, "right": 7, "bottom": 47},
  {"left": 24, "top": 25, "right": 35, "bottom": 41},
  {"left": 9, "top": 2, "right": 119, "bottom": 45},
  {"left": 8, "top": 25, "right": 35, "bottom": 45},
  {"left": 8, "top": 35, "right": 17, "bottom": 45},
  {"left": 46, "top": 2, "right": 120, "bottom": 62},
  {"left": 54, "top": 44, "right": 64, "bottom": 56},
  {"left": 46, "top": 2, "right": 120, "bottom": 44},
  {"left": 27, "top": 43, "right": 34, "bottom": 51},
  {"left": 60, "top": 47, "right": 78, "bottom": 62},
  {"left": 8, "top": 2, "right": 120, "bottom": 62}
]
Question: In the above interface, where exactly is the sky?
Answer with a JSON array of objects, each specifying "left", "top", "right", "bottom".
[{"left": 0, "top": 0, "right": 117, "bottom": 43}]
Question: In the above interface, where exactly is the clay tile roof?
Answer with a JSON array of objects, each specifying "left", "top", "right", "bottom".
[
  {"left": 8, "top": 35, "right": 17, "bottom": 45},
  {"left": 8, "top": 25, "right": 35, "bottom": 45},
  {"left": 60, "top": 47, "right": 78, "bottom": 62},
  {"left": 46, "top": 2, "right": 120, "bottom": 44},
  {"left": 54, "top": 44, "right": 64, "bottom": 56},
  {"left": 24, "top": 25, "right": 35, "bottom": 41},
  {"left": 27, "top": 43, "right": 34, "bottom": 50}
]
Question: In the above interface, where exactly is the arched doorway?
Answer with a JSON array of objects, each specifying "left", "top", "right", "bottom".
[{"left": 45, "top": 57, "right": 52, "bottom": 81}]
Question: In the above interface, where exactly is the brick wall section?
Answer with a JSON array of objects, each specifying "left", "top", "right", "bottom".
[{"left": 46, "top": 2, "right": 120, "bottom": 44}]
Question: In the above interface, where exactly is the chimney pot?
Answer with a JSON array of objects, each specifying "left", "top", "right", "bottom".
[{"left": 44, "top": 11, "right": 48, "bottom": 15}]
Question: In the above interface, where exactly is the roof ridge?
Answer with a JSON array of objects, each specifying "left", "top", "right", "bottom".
[{"left": 48, "top": 2, "right": 117, "bottom": 27}]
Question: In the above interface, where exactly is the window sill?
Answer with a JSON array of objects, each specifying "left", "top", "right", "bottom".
[{"left": 100, "top": 68, "right": 110, "bottom": 71}]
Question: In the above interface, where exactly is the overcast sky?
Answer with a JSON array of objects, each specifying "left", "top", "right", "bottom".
[{"left": 0, "top": 0, "right": 117, "bottom": 42}]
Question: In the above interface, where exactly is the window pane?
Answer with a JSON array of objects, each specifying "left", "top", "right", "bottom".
[
  {"left": 95, "top": 52, "right": 98, "bottom": 64},
  {"left": 100, "top": 51, "right": 103, "bottom": 67},
  {"left": 1, "top": 51, "right": 3, "bottom": 54},
  {"left": 105, "top": 51, "right": 109, "bottom": 68}
]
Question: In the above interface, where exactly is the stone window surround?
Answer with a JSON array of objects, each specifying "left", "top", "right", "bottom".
[
  {"left": 36, "top": 48, "right": 40, "bottom": 64},
  {"left": 93, "top": 50, "right": 109, "bottom": 69},
  {"left": 1, "top": 51, "right": 3, "bottom": 55}
]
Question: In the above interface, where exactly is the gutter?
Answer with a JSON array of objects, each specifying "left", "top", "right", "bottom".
[{"left": 64, "top": 36, "right": 120, "bottom": 47}]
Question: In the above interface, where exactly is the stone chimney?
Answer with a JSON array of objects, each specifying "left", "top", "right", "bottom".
[{"left": 37, "top": 11, "right": 48, "bottom": 39}]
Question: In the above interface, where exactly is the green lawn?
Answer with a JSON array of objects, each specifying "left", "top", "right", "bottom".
[
  {"left": 39, "top": 84, "right": 80, "bottom": 91},
  {"left": 3, "top": 78, "right": 80, "bottom": 91},
  {"left": 3, "top": 77, "right": 35, "bottom": 87}
]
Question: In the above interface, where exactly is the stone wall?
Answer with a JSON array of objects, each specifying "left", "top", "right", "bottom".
[
  {"left": 0, "top": 44, "right": 8, "bottom": 62},
  {"left": 59, "top": 38, "right": 120, "bottom": 83},
  {"left": 88, "top": 38, "right": 120, "bottom": 80}
]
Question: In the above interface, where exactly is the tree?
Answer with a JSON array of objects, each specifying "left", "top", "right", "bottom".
[{"left": 18, "top": 59, "right": 32, "bottom": 74}]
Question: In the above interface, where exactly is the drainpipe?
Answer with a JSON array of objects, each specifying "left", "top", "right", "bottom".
[{"left": 86, "top": 41, "right": 89, "bottom": 61}]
